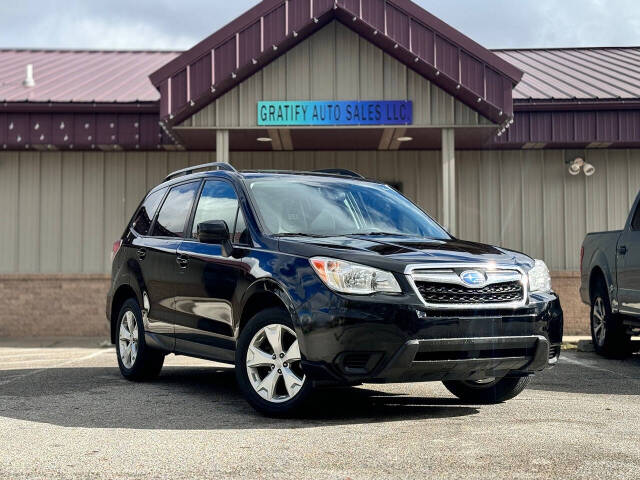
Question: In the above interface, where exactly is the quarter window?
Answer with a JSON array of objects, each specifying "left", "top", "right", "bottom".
[
  {"left": 151, "top": 182, "right": 199, "bottom": 238},
  {"left": 132, "top": 188, "right": 166, "bottom": 236},
  {"left": 632, "top": 204, "right": 640, "bottom": 231},
  {"left": 191, "top": 180, "right": 249, "bottom": 244}
]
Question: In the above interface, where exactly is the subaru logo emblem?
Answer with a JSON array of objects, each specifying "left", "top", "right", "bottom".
[{"left": 460, "top": 270, "right": 486, "bottom": 287}]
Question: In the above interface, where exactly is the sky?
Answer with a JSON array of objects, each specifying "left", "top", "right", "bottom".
[{"left": 1, "top": 0, "right": 639, "bottom": 51}]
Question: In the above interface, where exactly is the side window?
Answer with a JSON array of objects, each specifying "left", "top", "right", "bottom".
[
  {"left": 132, "top": 188, "right": 166, "bottom": 236},
  {"left": 632, "top": 204, "right": 640, "bottom": 231},
  {"left": 151, "top": 182, "right": 199, "bottom": 238},
  {"left": 191, "top": 180, "right": 249, "bottom": 245}
]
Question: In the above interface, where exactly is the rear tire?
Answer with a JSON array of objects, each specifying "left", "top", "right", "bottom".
[
  {"left": 235, "top": 308, "right": 313, "bottom": 417},
  {"left": 443, "top": 376, "right": 531, "bottom": 404},
  {"left": 116, "top": 298, "right": 165, "bottom": 381},
  {"left": 590, "top": 281, "right": 632, "bottom": 358}
]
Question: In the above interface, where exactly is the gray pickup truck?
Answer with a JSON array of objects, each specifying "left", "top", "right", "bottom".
[{"left": 581, "top": 191, "right": 640, "bottom": 356}]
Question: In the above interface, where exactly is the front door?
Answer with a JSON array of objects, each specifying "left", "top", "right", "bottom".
[
  {"left": 173, "top": 179, "right": 252, "bottom": 362},
  {"left": 617, "top": 202, "right": 640, "bottom": 314}
]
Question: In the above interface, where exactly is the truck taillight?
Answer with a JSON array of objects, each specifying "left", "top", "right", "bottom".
[
  {"left": 580, "top": 246, "right": 584, "bottom": 272},
  {"left": 111, "top": 240, "right": 122, "bottom": 263}
]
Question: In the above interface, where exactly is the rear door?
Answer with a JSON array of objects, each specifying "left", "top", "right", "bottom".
[
  {"left": 139, "top": 181, "right": 200, "bottom": 349},
  {"left": 173, "top": 179, "right": 252, "bottom": 362},
  {"left": 617, "top": 198, "right": 640, "bottom": 315}
]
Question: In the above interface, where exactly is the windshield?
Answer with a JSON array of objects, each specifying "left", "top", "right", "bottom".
[{"left": 247, "top": 177, "right": 450, "bottom": 240}]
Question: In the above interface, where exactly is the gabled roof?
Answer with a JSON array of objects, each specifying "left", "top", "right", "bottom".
[
  {"left": 0, "top": 49, "right": 179, "bottom": 103},
  {"left": 150, "top": 0, "right": 523, "bottom": 127}
]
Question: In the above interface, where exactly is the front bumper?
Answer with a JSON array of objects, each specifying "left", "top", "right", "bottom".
[
  {"left": 370, "top": 335, "right": 552, "bottom": 383},
  {"left": 298, "top": 292, "right": 563, "bottom": 385}
]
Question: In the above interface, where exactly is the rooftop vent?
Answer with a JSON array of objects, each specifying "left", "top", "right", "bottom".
[{"left": 23, "top": 64, "right": 35, "bottom": 88}]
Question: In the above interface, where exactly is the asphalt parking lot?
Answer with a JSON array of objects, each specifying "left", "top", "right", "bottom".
[{"left": 0, "top": 340, "right": 639, "bottom": 480}]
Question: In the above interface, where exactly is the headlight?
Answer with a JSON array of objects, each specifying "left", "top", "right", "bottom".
[
  {"left": 310, "top": 257, "right": 401, "bottom": 295},
  {"left": 528, "top": 259, "right": 552, "bottom": 293}
]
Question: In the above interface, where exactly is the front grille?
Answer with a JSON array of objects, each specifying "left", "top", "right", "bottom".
[{"left": 415, "top": 281, "right": 524, "bottom": 305}]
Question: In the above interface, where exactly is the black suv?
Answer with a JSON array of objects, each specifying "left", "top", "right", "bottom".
[{"left": 108, "top": 163, "right": 563, "bottom": 416}]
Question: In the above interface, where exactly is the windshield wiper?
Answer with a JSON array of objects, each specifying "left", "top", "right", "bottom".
[
  {"left": 273, "top": 233, "right": 332, "bottom": 238},
  {"left": 345, "top": 232, "right": 412, "bottom": 237}
]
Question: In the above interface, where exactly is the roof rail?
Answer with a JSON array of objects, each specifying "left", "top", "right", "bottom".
[
  {"left": 164, "top": 162, "right": 237, "bottom": 182},
  {"left": 313, "top": 169, "right": 364, "bottom": 179}
]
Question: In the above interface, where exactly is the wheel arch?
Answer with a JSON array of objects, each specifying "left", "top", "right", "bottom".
[
  {"left": 238, "top": 280, "right": 299, "bottom": 337},
  {"left": 110, "top": 284, "right": 139, "bottom": 344},
  {"left": 588, "top": 250, "right": 616, "bottom": 305}
]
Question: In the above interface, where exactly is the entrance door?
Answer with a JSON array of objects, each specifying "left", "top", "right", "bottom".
[{"left": 173, "top": 179, "right": 251, "bottom": 362}]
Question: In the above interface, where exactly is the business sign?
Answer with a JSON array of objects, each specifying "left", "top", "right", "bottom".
[{"left": 257, "top": 100, "right": 413, "bottom": 126}]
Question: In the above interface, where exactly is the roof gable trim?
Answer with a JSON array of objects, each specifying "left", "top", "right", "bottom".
[{"left": 153, "top": 0, "right": 522, "bottom": 127}]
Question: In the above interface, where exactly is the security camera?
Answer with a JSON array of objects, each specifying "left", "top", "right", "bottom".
[{"left": 583, "top": 163, "right": 596, "bottom": 177}]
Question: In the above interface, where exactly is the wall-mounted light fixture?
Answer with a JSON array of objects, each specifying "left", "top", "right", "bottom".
[{"left": 566, "top": 156, "right": 596, "bottom": 177}]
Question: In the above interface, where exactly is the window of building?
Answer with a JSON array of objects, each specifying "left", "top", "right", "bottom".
[
  {"left": 191, "top": 180, "right": 249, "bottom": 244},
  {"left": 132, "top": 188, "right": 166, "bottom": 236},
  {"left": 151, "top": 182, "right": 199, "bottom": 238}
]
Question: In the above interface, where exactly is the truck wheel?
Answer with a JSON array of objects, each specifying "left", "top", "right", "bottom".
[
  {"left": 590, "top": 282, "right": 632, "bottom": 358},
  {"left": 116, "top": 298, "right": 165, "bottom": 381},
  {"left": 443, "top": 376, "right": 531, "bottom": 404},
  {"left": 235, "top": 308, "right": 313, "bottom": 417}
]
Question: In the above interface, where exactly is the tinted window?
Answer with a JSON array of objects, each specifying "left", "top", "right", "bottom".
[
  {"left": 132, "top": 188, "right": 166, "bottom": 236},
  {"left": 632, "top": 204, "right": 640, "bottom": 231},
  {"left": 151, "top": 182, "right": 199, "bottom": 238},
  {"left": 191, "top": 180, "right": 249, "bottom": 244}
]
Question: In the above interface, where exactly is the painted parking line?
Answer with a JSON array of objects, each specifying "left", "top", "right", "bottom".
[
  {"left": 560, "top": 352, "right": 639, "bottom": 379},
  {"left": 0, "top": 350, "right": 112, "bottom": 387}
]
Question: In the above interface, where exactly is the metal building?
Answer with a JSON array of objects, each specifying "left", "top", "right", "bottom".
[{"left": 1, "top": 0, "right": 639, "bottom": 337}]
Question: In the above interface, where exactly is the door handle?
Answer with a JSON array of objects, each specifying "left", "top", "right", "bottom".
[
  {"left": 618, "top": 245, "right": 628, "bottom": 256},
  {"left": 176, "top": 254, "right": 189, "bottom": 268},
  {"left": 137, "top": 248, "right": 147, "bottom": 260}
]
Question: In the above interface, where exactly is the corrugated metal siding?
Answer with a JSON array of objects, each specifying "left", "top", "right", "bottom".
[
  {"left": 3, "top": 148, "right": 639, "bottom": 274},
  {"left": 182, "top": 22, "right": 492, "bottom": 128},
  {"left": 493, "top": 110, "right": 640, "bottom": 148},
  {"left": 456, "top": 149, "right": 640, "bottom": 270}
]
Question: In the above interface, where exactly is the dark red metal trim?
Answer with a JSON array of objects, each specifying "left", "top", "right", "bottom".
[
  {"left": 0, "top": 102, "right": 159, "bottom": 114},
  {"left": 150, "top": 0, "right": 522, "bottom": 128}
]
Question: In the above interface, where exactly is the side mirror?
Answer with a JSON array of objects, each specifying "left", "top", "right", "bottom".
[{"left": 197, "top": 220, "right": 233, "bottom": 257}]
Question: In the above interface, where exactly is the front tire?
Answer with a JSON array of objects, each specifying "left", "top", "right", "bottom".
[
  {"left": 235, "top": 308, "right": 313, "bottom": 417},
  {"left": 590, "top": 281, "right": 632, "bottom": 358},
  {"left": 443, "top": 376, "right": 531, "bottom": 404},
  {"left": 116, "top": 298, "right": 165, "bottom": 381}
]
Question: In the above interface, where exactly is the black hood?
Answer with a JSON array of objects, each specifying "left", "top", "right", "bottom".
[{"left": 277, "top": 235, "right": 534, "bottom": 273}]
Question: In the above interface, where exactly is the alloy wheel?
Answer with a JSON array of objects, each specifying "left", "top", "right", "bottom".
[
  {"left": 246, "top": 324, "right": 305, "bottom": 403},
  {"left": 592, "top": 297, "right": 607, "bottom": 347},
  {"left": 119, "top": 310, "right": 139, "bottom": 369}
]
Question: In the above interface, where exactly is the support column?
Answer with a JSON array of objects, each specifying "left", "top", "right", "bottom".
[
  {"left": 216, "top": 129, "right": 229, "bottom": 164},
  {"left": 441, "top": 128, "right": 456, "bottom": 235}
]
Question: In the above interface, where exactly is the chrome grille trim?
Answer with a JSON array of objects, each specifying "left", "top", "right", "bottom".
[{"left": 405, "top": 263, "right": 528, "bottom": 310}]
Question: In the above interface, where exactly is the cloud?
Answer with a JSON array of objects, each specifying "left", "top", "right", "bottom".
[{"left": 1, "top": 0, "right": 638, "bottom": 51}]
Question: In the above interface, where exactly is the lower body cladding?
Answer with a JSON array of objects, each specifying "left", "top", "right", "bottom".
[{"left": 299, "top": 295, "right": 563, "bottom": 385}]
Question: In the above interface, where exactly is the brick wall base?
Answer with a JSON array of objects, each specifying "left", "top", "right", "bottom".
[
  {"left": 0, "top": 275, "right": 110, "bottom": 338},
  {"left": 551, "top": 272, "right": 590, "bottom": 335},
  {"left": 0, "top": 273, "right": 590, "bottom": 338}
]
